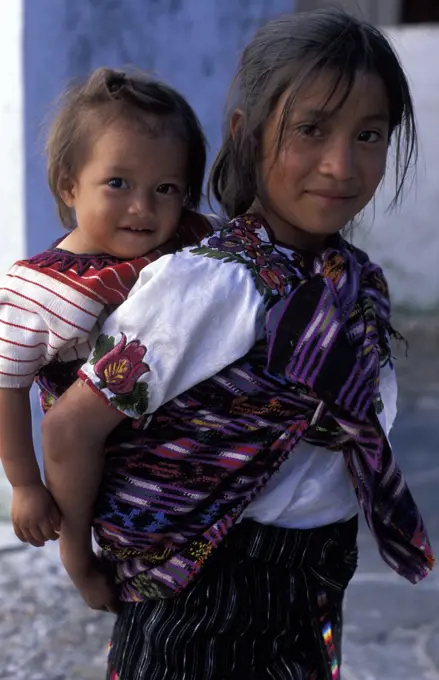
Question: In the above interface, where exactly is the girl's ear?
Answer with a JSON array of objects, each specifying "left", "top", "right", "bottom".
[{"left": 230, "top": 109, "right": 244, "bottom": 140}]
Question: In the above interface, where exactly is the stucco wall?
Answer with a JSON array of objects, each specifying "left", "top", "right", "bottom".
[
  {"left": 0, "top": 1, "right": 438, "bottom": 514},
  {"left": 353, "top": 26, "right": 439, "bottom": 311},
  {"left": 0, "top": 1, "right": 438, "bottom": 310}
]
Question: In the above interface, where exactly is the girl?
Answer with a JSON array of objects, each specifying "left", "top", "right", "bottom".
[
  {"left": 43, "top": 9, "right": 434, "bottom": 680},
  {"left": 0, "top": 67, "right": 214, "bottom": 548}
]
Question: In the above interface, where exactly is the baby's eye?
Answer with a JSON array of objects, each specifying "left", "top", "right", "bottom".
[
  {"left": 107, "top": 177, "right": 130, "bottom": 189},
  {"left": 358, "top": 130, "right": 382, "bottom": 143},
  {"left": 156, "top": 183, "right": 179, "bottom": 195}
]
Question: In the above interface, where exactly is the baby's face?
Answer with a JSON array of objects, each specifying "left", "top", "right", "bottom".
[{"left": 62, "top": 118, "right": 188, "bottom": 259}]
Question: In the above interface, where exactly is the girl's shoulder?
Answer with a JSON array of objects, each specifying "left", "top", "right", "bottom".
[{"left": 187, "top": 214, "right": 303, "bottom": 301}]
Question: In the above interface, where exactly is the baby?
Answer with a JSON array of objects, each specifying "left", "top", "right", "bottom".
[{"left": 0, "top": 67, "right": 215, "bottom": 547}]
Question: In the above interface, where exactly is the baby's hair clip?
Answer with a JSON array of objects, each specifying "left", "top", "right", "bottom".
[{"left": 106, "top": 71, "right": 127, "bottom": 98}]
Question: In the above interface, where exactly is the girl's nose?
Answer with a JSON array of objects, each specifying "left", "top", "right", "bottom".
[{"left": 319, "top": 140, "right": 355, "bottom": 181}]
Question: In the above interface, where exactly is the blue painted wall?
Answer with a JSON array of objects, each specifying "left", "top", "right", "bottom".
[
  {"left": 24, "top": 0, "right": 295, "bottom": 463},
  {"left": 24, "top": 0, "right": 295, "bottom": 255}
]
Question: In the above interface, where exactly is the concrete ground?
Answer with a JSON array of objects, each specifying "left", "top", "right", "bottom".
[{"left": 0, "top": 326, "right": 437, "bottom": 679}]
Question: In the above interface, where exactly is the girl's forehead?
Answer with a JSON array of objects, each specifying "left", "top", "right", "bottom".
[{"left": 280, "top": 70, "right": 390, "bottom": 122}]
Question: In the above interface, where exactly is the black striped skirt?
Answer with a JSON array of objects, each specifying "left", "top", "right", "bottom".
[{"left": 107, "top": 516, "right": 358, "bottom": 680}]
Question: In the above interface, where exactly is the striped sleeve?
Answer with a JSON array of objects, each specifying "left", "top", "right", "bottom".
[{"left": 0, "top": 262, "right": 106, "bottom": 387}]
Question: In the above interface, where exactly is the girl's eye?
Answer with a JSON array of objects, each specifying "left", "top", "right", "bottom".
[
  {"left": 296, "top": 123, "right": 323, "bottom": 139},
  {"left": 358, "top": 130, "right": 382, "bottom": 143},
  {"left": 107, "top": 177, "right": 129, "bottom": 189},
  {"left": 157, "top": 183, "right": 179, "bottom": 195}
]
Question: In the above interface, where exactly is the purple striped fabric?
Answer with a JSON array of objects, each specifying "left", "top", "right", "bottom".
[{"left": 88, "top": 214, "right": 434, "bottom": 601}]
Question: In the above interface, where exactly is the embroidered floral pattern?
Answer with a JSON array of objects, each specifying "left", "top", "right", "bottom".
[
  {"left": 93, "top": 333, "right": 149, "bottom": 395},
  {"left": 90, "top": 333, "right": 150, "bottom": 415},
  {"left": 192, "top": 215, "right": 296, "bottom": 299},
  {"left": 322, "top": 252, "right": 345, "bottom": 284}
]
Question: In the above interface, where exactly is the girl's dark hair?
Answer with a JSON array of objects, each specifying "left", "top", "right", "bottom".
[
  {"left": 209, "top": 8, "right": 417, "bottom": 218},
  {"left": 47, "top": 67, "right": 206, "bottom": 228}
]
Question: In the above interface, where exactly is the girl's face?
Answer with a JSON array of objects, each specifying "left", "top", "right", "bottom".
[
  {"left": 254, "top": 70, "right": 390, "bottom": 250},
  {"left": 59, "top": 118, "right": 188, "bottom": 258}
]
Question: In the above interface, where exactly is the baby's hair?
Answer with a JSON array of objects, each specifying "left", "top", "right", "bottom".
[
  {"left": 46, "top": 67, "right": 206, "bottom": 228},
  {"left": 209, "top": 8, "right": 417, "bottom": 218}
]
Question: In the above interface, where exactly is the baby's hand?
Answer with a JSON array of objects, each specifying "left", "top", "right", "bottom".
[
  {"left": 76, "top": 560, "right": 120, "bottom": 614},
  {"left": 62, "top": 548, "right": 120, "bottom": 614},
  {"left": 11, "top": 483, "right": 61, "bottom": 547}
]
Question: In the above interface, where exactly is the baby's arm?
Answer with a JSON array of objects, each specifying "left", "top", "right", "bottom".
[
  {"left": 42, "top": 380, "right": 124, "bottom": 612},
  {"left": 0, "top": 259, "right": 109, "bottom": 545},
  {"left": 0, "top": 387, "right": 60, "bottom": 546}
]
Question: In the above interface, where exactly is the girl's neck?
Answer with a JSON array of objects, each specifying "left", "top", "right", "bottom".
[{"left": 248, "top": 200, "right": 331, "bottom": 254}]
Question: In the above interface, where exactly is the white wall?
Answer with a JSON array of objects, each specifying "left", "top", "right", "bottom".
[
  {"left": 354, "top": 26, "right": 439, "bottom": 311},
  {"left": 0, "top": 1, "right": 23, "bottom": 517},
  {"left": 0, "top": 0, "right": 24, "bottom": 274}
]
